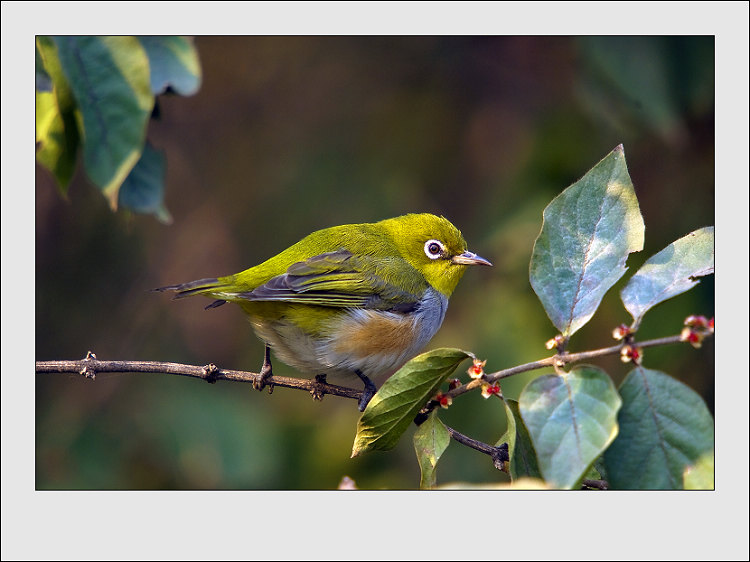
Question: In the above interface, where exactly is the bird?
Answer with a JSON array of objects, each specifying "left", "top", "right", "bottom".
[{"left": 155, "top": 213, "right": 491, "bottom": 410}]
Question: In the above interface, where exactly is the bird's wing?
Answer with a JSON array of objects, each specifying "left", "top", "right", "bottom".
[{"left": 238, "top": 250, "right": 423, "bottom": 311}]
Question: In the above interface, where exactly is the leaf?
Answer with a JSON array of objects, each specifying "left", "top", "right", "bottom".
[
  {"left": 413, "top": 411, "right": 450, "bottom": 489},
  {"left": 35, "top": 37, "right": 80, "bottom": 193},
  {"left": 53, "top": 36, "right": 154, "bottom": 209},
  {"left": 138, "top": 36, "right": 202, "bottom": 96},
  {"left": 351, "top": 348, "right": 472, "bottom": 457},
  {"left": 35, "top": 41, "right": 53, "bottom": 92},
  {"left": 530, "top": 145, "right": 644, "bottom": 336},
  {"left": 603, "top": 368, "right": 714, "bottom": 490},
  {"left": 118, "top": 142, "right": 172, "bottom": 223},
  {"left": 499, "top": 398, "right": 542, "bottom": 481},
  {"left": 519, "top": 365, "right": 621, "bottom": 489},
  {"left": 683, "top": 451, "right": 714, "bottom": 490},
  {"left": 621, "top": 227, "right": 714, "bottom": 327}
]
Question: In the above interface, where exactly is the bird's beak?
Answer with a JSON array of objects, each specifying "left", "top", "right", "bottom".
[{"left": 451, "top": 251, "right": 493, "bottom": 267}]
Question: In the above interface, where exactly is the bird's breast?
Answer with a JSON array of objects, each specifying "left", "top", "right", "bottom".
[{"left": 320, "top": 287, "right": 448, "bottom": 378}]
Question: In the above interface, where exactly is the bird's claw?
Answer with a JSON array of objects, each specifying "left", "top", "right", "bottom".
[
  {"left": 355, "top": 370, "right": 377, "bottom": 412},
  {"left": 254, "top": 345, "right": 274, "bottom": 393},
  {"left": 311, "top": 374, "right": 327, "bottom": 401}
]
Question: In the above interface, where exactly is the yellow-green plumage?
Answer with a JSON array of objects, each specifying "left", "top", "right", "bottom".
[{"left": 157, "top": 213, "right": 491, "bottom": 409}]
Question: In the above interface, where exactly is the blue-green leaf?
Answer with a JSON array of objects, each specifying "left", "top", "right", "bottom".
[
  {"left": 352, "top": 348, "right": 472, "bottom": 457},
  {"left": 118, "top": 142, "right": 172, "bottom": 224},
  {"left": 530, "top": 145, "right": 644, "bottom": 336},
  {"left": 138, "top": 36, "right": 202, "bottom": 96},
  {"left": 53, "top": 36, "right": 154, "bottom": 208},
  {"left": 603, "top": 368, "right": 714, "bottom": 490},
  {"left": 621, "top": 227, "right": 714, "bottom": 327},
  {"left": 413, "top": 411, "right": 451, "bottom": 489},
  {"left": 519, "top": 365, "right": 621, "bottom": 489}
]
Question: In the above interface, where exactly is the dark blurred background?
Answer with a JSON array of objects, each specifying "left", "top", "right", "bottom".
[{"left": 36, "top": 36, "right": 714, "bottom": 490}]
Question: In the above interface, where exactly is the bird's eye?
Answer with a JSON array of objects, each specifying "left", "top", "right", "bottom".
[{"left": 424, "top": 239, "right": 445, "bottom": 260}]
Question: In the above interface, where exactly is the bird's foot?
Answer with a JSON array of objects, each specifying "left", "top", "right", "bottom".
[
  {"left": 355, "top": 370, "right": 377, "bottom": 412},
  {"left": 310, "top": 374, "right": 328, "bottom": 402},
  {"left": 253, "top": 345, "right": 274, "bottom": 393}
]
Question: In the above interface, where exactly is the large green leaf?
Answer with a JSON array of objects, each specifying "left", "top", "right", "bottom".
[
  {"left": 603, "top": 368, "right": 714, "bottom": 490},
  {"left": 351, "top": 348, "right": 471, "bottom": 457},
  {"left": 35, "top": 37, "right": 80, "bottom": 193},
  {"left": 621, "top": 227, "right": 714, "bottom": 327},
  {"left": 138, "top": 36, "right": 202, "bottom": 96},
  {"left": 413, "top": 411, "right": 451, "bottom": 489},
  {"left": 519, "top": 366, "right": 621, "bottom": 489},
  {"left": 499, "top": 398, "right": 542, "bottom": 481},
  {"left": 530, "top": 145, "right": 644, "bottom": 336},
  {"left": 53, "top": 36, "right": 154, "bottom": 208},
  {"left": 118, "top": 142, "right": 172, "bottom": 224}
]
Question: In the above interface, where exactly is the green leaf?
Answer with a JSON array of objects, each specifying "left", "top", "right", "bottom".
[
  {"left": 118, "top": 142, "right": 172, "bottom": 223},
  {"left": 138, "top": 36, "right": 202, "bottom": 96},
  {"left": 519, "top": 365, "right": 622, "bottom": 489},
  {"left": 499, "top": 398, "right": 542, "bottom": 481},
  {"left": 35, "top": 37, "right": 80, "bottom": 193},
  {"left": 413, "top": 411, "right": 451, "bottom": 489},
  {"left": 53, "top": 36, "right": 154, "bottom": 209},
  {"left": 603, "top": 368, "right": 714, "bottom": 490},
  {"left": 36, "top": 41, "right": 52, "bottom": 92},
  {"left": 683, "top": 451, "right": 714, "bottom": 490},
  {"left": 621, "top": 227, "right": 714, "bottom": 327},
  {"left": 351, "top": 348, "right": 472, "bottom": 457},
  {"left": 530, "top": 145, "right": 644, "bottom": 336}
]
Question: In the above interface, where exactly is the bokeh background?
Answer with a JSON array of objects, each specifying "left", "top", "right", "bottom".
[{"left": 36, "top": 36, "right": 714, "bottom": 490}]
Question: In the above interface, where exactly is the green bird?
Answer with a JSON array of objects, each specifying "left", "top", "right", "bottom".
[{"left": 156, "top": 213, "right": 491, "bottom": 410}]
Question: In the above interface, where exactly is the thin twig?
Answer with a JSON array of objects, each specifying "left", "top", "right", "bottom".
[
  {"left": 443, "top": 424, "right": 509, "bottom": 471},
  {"left": 36, "top": 352, "right": 364, "bottom": 403},
  {"left": 425, "top": 334, "right": 694, "bottom": 416}
]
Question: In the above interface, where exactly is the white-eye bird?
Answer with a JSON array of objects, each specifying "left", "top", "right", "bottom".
[{"left": 156, "top": 213, "right": 491, "bottom": 410}]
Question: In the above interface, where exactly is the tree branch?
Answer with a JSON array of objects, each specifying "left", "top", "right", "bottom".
[
  {"left": 36, "top": 332, "right": 706, "bottom": 411},
  {"left": 444, "top": 424, "right": 509, "bottom": 471},
  {"left": 423, "top": 333, "right": 704, "bottom": 417},
  {"left": 36, "top": 351, "right": 364, "bottom": 403},
  {"left": 36, "top": 330, "right": 709, "bottom": 469}
]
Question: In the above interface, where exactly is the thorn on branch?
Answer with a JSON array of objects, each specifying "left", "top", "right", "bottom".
[
  {"left": 202, "top": 363, "right": 220, "bottom": 384},
  {"left": 79, "top": 351, "right": 97, "bottom": 380}
]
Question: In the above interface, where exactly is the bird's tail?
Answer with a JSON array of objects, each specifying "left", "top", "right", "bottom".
[{"left": 153, "top": 277, "right": 231, "bottom": 309}]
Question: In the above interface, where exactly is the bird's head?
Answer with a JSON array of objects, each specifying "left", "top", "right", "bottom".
[{"left": 379, "top": 213, "right": 492, "bottom": 297}]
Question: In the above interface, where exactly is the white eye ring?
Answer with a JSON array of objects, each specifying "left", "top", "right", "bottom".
[{"left": 424, "top": 239, "right": 445, "bottom": 260}]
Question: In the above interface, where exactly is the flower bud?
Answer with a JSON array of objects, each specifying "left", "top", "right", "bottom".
[
  {"left": 620, "top": 344, "right": 643, "bottom": 365},
  {"left": 468, "top": 359, "right": 487, "bottom": 379},
  {"left": 612, "top": 324, "right": 632, "bottom": 340},
  {"left": 481, "top": 382, "right": 501, "bottom": 399}
]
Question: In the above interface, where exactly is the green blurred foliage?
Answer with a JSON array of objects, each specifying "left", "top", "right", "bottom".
[{"left": 36, "top": 36, "right": 714, "bottom": 490}]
